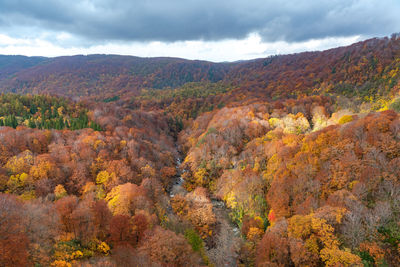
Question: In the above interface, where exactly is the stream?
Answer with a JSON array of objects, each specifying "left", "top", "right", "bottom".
[{"left": 168, "top": 158, "right": 241, "bottom": 266}]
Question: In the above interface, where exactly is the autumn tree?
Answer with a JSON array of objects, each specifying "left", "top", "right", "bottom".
[
  {"left": 0, "top": 194, "right": 29, "bottom": 266},
  {"left": 139, "top": 226, "right": 201, "bottom": 266},
  {"left": 109, "top": 215, "right": 135, "bottom": 247},
  {"left": 91, "top": 200, "right": 112, "bottom": 240}
]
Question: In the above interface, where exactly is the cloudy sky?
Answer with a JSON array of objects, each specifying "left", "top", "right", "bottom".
[{"left": 0, "top": 0, "right": 399, "bottom": 62}]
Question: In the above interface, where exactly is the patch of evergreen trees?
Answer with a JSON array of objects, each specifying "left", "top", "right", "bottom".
[
  {"left": 0, "top": 93, "right": 103, "bottom": 131},
  {"left": 0, "top": 114, "right": 18, "bottom": 128}
]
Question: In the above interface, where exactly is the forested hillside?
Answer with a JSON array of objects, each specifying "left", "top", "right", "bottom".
[
  {"left": 0, "top": 35, "right": 399, "bottom": 105},
  {"left": 226, "top": 35, "right": 400, "bottom": 100},
  {"left": 0, "top": 55, "right": 231, "bottom": 97},
  {"left": 0, "top": 35, "right": 400, "bottom": 266}
]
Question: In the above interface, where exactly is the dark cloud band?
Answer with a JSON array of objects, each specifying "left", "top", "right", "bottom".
[{"left": 0, "top": 0, "right": 399, "bottom": 44}]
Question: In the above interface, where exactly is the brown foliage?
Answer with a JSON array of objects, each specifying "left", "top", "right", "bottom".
[
  {"left": 0, "top": 194, "right": 29, "bottom": 267},
  {"left": 139, "top": 226, "right": 200, "bottom": 267},
  {"left": 55, "top": 195, "right": 79, "bottom": 234},
  {"left": 109, "top": 215, "right": 136, "bottom": 247}
]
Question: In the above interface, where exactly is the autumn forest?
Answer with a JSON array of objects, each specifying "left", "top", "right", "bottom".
[{"left": 0, "top": 35, "right": 400, "bottom": 267}]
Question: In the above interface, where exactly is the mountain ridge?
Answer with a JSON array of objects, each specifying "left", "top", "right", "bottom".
[{"left": 0, "top": 35, "right": 399, "bottom": 102}]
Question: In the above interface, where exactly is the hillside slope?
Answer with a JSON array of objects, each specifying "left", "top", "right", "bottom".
[
  {"left": 0, "top": 55, "right": 232, "bottom": 97},
  {"left": 0, "top": 55, "right": 47, "bottom": 80},
  {"left": 226, "top": 35, "right": 400, "bottom": 100},
  {"left": 0, "top": 35, "right": 399, "bottom": 102}
]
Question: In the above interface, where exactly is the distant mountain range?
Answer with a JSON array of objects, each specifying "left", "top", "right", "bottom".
[{"left": 0, "top": 35, "right": 399, "bottom": 100}]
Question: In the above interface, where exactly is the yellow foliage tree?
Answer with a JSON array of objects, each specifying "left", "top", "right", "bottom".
[
  {"left": 7, "top": 172, "right": 29, "bottom": 193},
  {"left": 96, "top": 171, "right": 112, "bottom": 185},
  {"left": 5, "top": 150, "right": 34, "bottom": 174},
  {"left": 288, "top": 213, "right": 361, "bottom": 266},
  {"left": 54, "top": 184, "right": 67, "bottom": 200},
  {"left": 30, "top": 160, "right": 54, "bottom": 180},
  {"left": 194, "top": 168, "right": 208, "bottom": 187},
  {"left": 247, "top": 227, "right": 264, "bottom": 242},
  {"left": 320, "top": 247, "right": 363, "bottom": 266},
  {"left": 105, "top": 183, "right": 149, "bottom": 216}
]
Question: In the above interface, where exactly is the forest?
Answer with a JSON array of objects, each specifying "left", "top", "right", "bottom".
[{"left": 0, "top": 35, "right": 399, "bottom": 266}]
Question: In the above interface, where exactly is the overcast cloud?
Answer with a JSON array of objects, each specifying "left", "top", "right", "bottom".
[{"left": 0, "top": 0, "right": 398, "bottom": 61}]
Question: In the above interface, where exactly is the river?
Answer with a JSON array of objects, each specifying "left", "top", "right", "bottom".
[{"left": 168, "top": 158, "right": 241, "bottom": 267}]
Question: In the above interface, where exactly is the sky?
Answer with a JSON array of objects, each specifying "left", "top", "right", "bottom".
[{"left": 0, "top": 0, "right": 399, "bottom": 62}]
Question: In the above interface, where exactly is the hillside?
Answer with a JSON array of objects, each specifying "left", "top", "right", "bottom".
[
  {"left": 0, "top": 55, "right": 47, "bottom": 80},
  {"left": 0, "top": 35, "right": 399, "bottom": 266},
  {"left": 0, "top": 55, "right": 232, "bottom": 97},
  {"left": 0, "top": 35, "right": 399, "bottom": 104},
  {"left": 229, "top": 35, "right": 400, "bottom": 97}
]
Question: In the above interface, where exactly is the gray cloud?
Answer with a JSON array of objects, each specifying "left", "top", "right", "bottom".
[{"left": 0, "top": 0, "right": 399, "bottom": 45}]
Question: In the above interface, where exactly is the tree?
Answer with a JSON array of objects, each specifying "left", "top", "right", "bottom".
[
  {"left": 171, "top": 188, "right": 216, "bottom": 240},
  {"left": 132, "top": 212, "right": 150, "bottom": 243},
  {"left": 256, "top": 221, "right": 291, "bottom": 267},
  {"left": 0, "top": 194, "right": 29, "bottom": 266},
  {"left": 55, "top": 195, "right": 79, "bottom": 234},
  {"left": 109, "top": 215, "right": 135, "bottom": 247},
  {"left": 139, "top": 226, "right": 200, "bottom": 266},
  {"left": 71, "top": 199, "right": 95, "bottom": 244},
  {"left": 54, "top": 184, "right": 67, "bottom": 199},
  {"left": 23, "top": 200, "right": 60, "bottom": 266},
  {"left": 160, "top": 166, "right": 176, "bottom": 187},
  {"left": 105, "top": 183, "right": 151, "bottom": 216},
  {"left": 91, "top": 200, "right": 112, "bottom": 241},
  {"left": 5, "top": 150, "right": 34, "bottom": 174},
  {"left": 287, "top": 213, "right": 361, "bottom": 266}
]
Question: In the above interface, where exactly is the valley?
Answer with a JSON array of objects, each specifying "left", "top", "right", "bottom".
[{"left": 0, "top": 35, "right": 399, "bottom": 266}]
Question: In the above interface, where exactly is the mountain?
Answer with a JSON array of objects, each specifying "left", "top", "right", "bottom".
[
  {"left": 0, "top": 54, "right": 232, "bottom": 97},
  {"left": 0, "top": 35, "right": 399, "bottom": 103},
  {"left": 225, "top": 35, "right": 400, "bottom": 100},
  {"left": 0, "top": 55, "right": 47, "bottom": 80}
]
